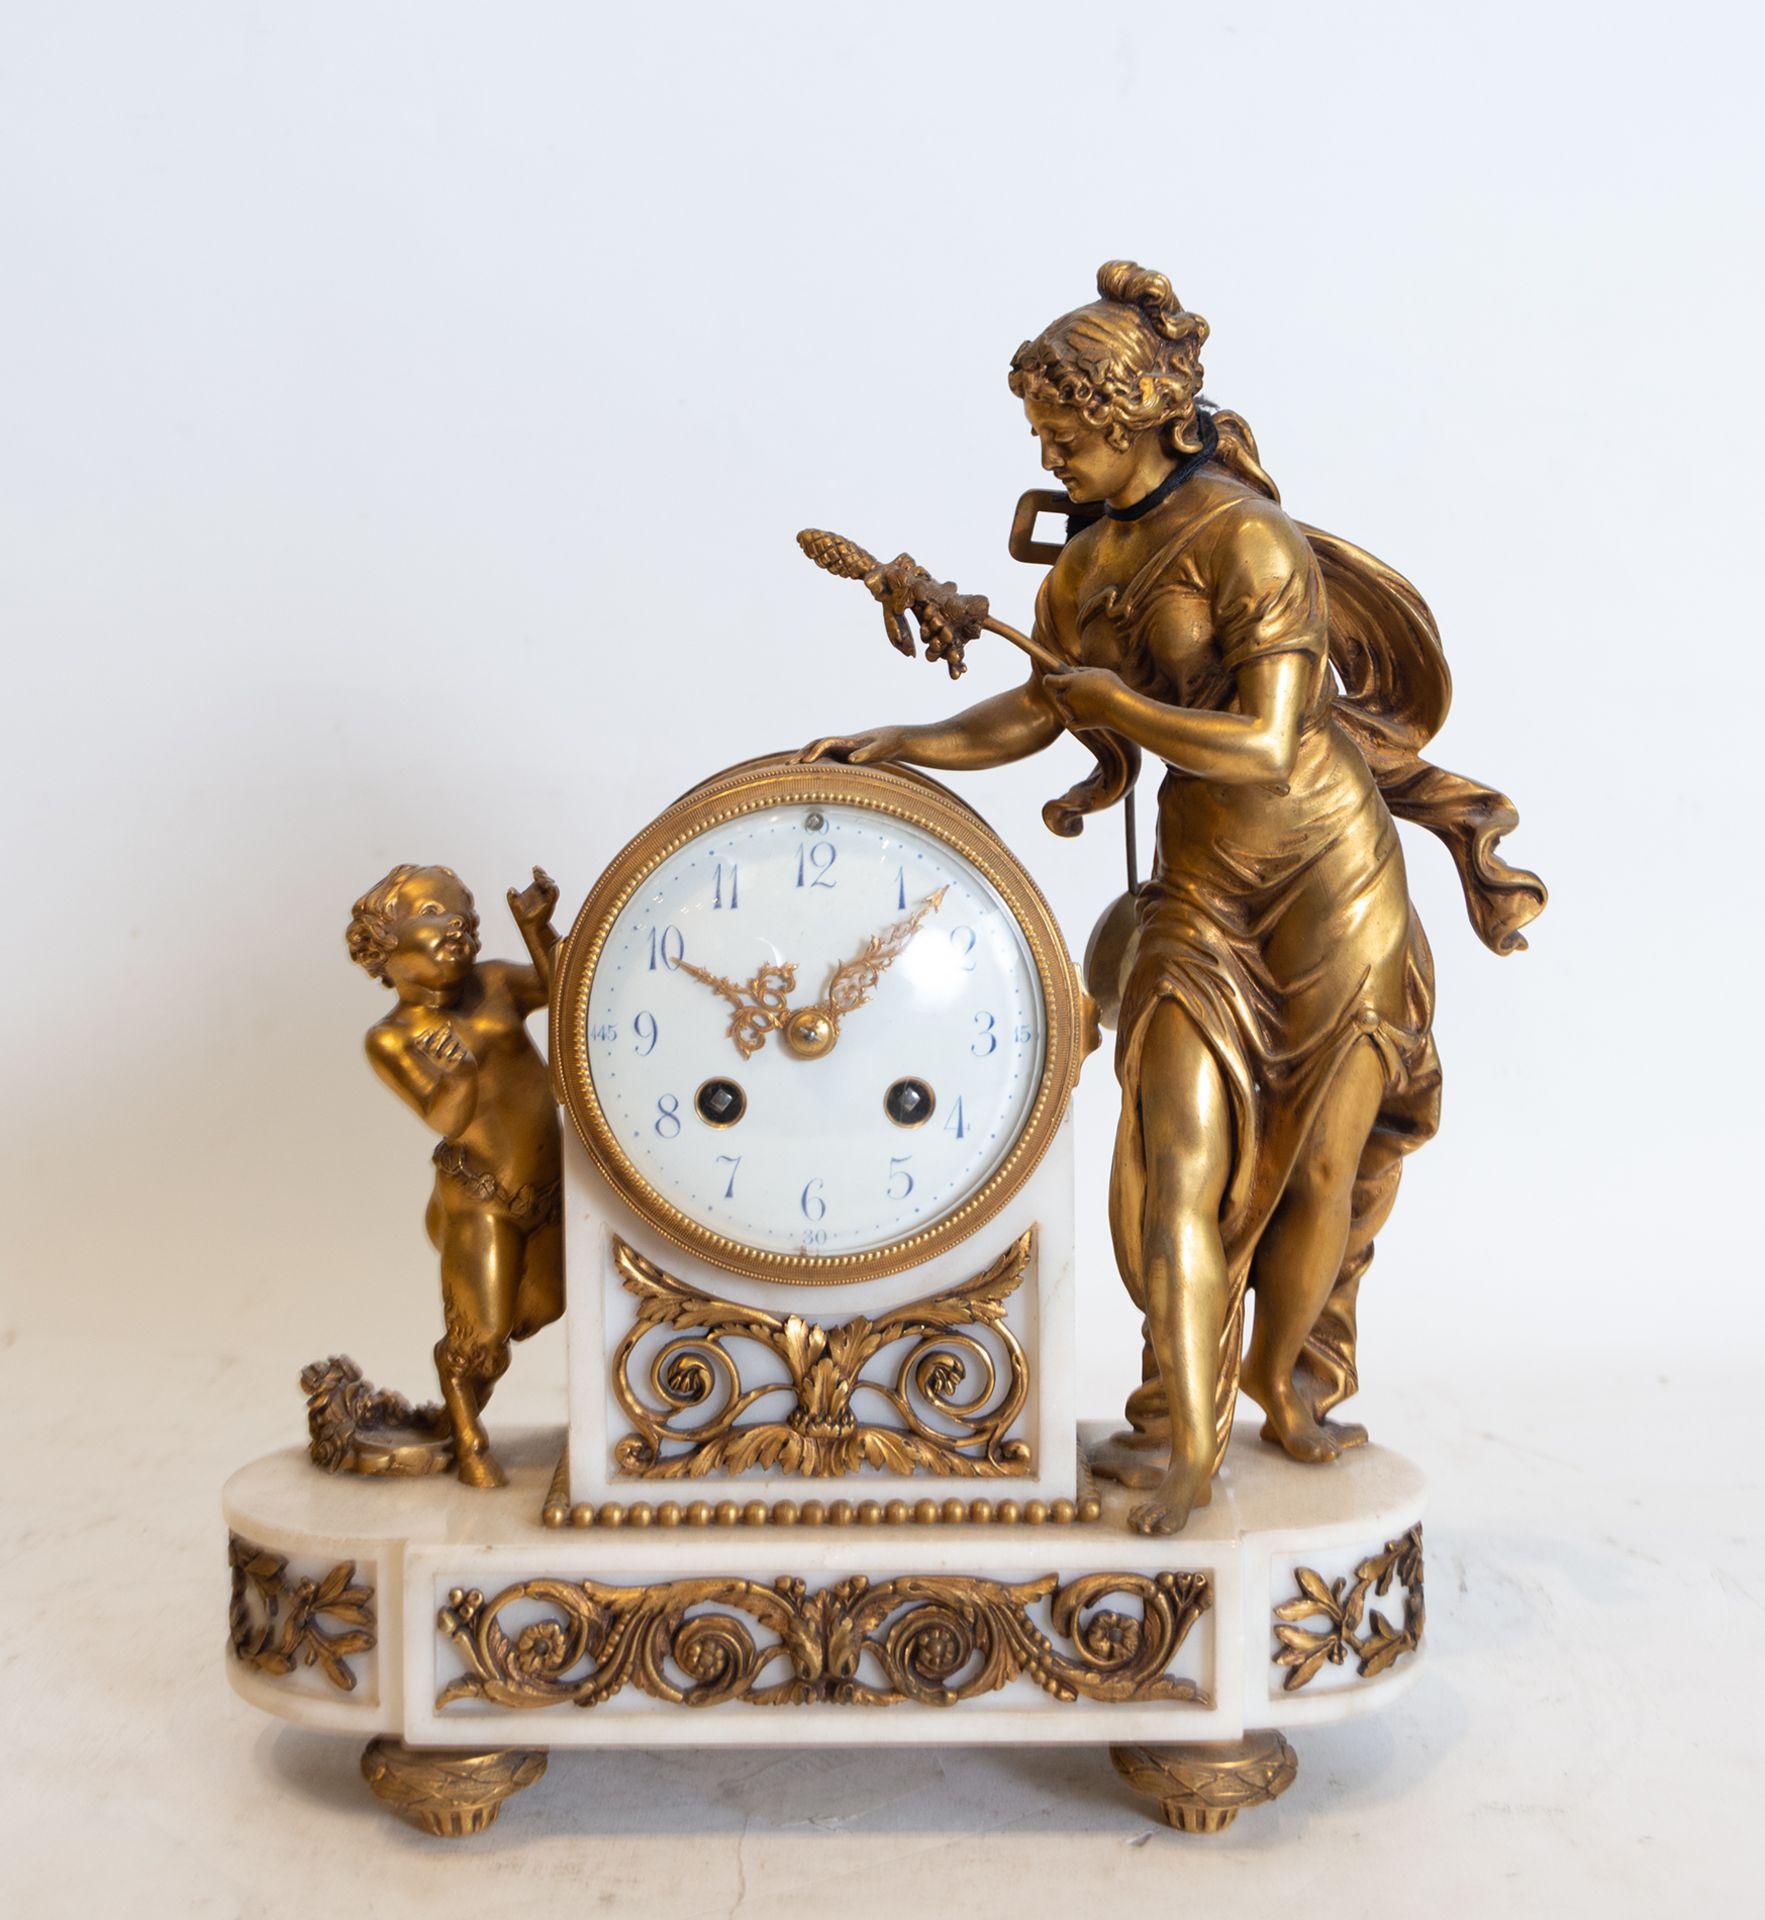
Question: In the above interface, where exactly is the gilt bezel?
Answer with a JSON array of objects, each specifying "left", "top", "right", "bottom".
[{"left": 551, "top": 757, "right": 1086, "bottom": 1285}]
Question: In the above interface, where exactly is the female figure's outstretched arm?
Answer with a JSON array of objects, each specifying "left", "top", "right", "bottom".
[
  {"left": 801, "top": 670, "right": 1065, "bottom": 772},
  {"left": 804, "top": 543, "right": 1089, "bottom": 774}
]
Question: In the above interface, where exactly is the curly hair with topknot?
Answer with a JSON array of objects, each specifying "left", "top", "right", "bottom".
[{"left": 1008, "top": 260, "right": 1211, "bottom": 456}]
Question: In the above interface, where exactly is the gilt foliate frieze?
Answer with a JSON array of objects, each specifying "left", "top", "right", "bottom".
[{"left": 437, "top": 1567, "right": 1211, "bottom": 1712}]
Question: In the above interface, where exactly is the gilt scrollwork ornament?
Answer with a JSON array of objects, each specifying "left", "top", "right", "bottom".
[
  {"left": 1272, "top": 1523, "right": 1424, "bottom": 1690},
  {"left": 227, "top": 1532, "right": 377, "bottom": 1693},
  {"left": 611, "top": 1230, "right": 1034, "bottom": 1478},
  {"left": 436, "top": 1567, "right": 1211, "bottom": 1712}
]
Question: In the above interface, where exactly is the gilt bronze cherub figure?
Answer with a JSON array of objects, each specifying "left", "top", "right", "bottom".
[
  {"left": 802, "top": 261, "right": 1545, "bottom": 1535},
  {"left": 339, "top": 862, "right": 566, "bottom": 1488}
]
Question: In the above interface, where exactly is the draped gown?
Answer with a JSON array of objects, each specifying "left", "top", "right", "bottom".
[{"left": 1038, "top": 427, "right": 1541, "bottom": 1472}]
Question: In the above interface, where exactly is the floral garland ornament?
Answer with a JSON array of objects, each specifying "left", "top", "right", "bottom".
[
  {"left": 228, "top": 1532, "right": 377, "bottom": 1692},
  {"left": 1272, "top": 1524, "right": 1424, "bottom": 1691}
]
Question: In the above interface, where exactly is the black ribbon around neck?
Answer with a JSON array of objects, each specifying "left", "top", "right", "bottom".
[
  {"left": 1102, "top": 408, "right": 1221, "bottom": 522},
  {"left": 1060, "top": 411, "right": 1221, "bottom": 542}
]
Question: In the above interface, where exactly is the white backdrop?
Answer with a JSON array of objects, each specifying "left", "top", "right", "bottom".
[{"left": 3, "top": 3, "right": 1760, "bottom": 1913}]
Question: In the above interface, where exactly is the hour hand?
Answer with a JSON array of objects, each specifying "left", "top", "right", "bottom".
[
  {"left": 822, "top": 887, "right": 948, "bottom": 1020},
  {"left": 677, "top": 957, "right": 798, "bottom": 1059}
]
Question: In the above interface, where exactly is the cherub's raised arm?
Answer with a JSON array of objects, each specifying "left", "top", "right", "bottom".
[{"left": 505, "top": 866, "right": 561, "bottom": 1010}]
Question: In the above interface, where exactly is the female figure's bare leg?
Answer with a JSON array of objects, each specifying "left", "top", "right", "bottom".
[
  {"left": 435, "top": 1208, "right": 522, "bottom": 1489},
  {"left": 1242, "top": 1040, "right": 1385, "bottom": 1461},
  {"left": 1124, "top": 1003, "right": 1233, "bottom": 1536}
]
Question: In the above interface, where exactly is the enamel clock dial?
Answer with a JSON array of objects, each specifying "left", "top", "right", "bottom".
[{"left": 552, "top": 758, "right": 1087, "bottom": 1283}]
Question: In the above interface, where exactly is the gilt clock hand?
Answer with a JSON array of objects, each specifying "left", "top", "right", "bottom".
[
  {"left": 676, "top": 957, "right": 799, "bottom": 1060},
  {"left": 820, "top": 886, "right": 949, "bottom": 1021}
]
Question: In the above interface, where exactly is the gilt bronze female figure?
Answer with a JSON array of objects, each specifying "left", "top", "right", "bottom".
[{"left": 803, "top": 261, "right": 1543, "bottom": 1534}]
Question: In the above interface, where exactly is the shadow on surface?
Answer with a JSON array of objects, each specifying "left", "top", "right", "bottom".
[{"left": 260, "top": 1682, "right": 1461, "bottom": 1853}]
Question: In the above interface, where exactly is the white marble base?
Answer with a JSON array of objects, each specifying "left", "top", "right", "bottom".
[
  {"left": 563, "top": 1114, "right": 1081, "bottom": 1515},
  {"left": 224, "top": 1421, "right": 1425, "bottom": 1758}
]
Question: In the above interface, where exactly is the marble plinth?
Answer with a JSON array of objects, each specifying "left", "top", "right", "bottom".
[{"left": 224, "top": 1420, "right": 1424, "bottom": 1832}]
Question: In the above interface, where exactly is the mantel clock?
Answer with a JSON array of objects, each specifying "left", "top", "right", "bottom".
[
  {"left": 547, "top": 755, "right": 1096, "bottom": 1522},
  {"left": 225, "top": 260, "right": 1520, "bottom": 1841}
]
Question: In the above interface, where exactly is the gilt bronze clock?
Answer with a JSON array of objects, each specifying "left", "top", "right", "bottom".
[
  {"left": 228, "top": 264, "right": 1484, "bottom": 1841},
  {"left": 547, "top": 755, "right": 1095, "bottom": 1523}
]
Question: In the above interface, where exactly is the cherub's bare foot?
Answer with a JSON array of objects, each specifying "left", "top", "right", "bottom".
[
  {"left": 1088, "top": 1427, "right": 1170, "bottom": 1491},
  {"left": 456, "top": 1446, "right": 508, "bottom": 1490},
  {"left": 1128, "top": 1461, "right": 1213, "bottom": 1536}
]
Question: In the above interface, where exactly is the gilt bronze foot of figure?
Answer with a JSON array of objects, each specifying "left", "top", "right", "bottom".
[
  {"left": 1256, "top": 1410, "right": 1369, "bottom": 1459},
  {"left": 1086, "top": 1426, "right": 1171, "bottom": 1491},
  {"left": 1110, "top": 1731, "right": 1298, "bottom": 1834},
  {"left": 1242, "top": 1362, "right": 1369, "bottom": 1462},
  {"left": 360, "top": 1739, "right": 547, "bottom": 1836},
  {"left": 1126, "top": 1459, "right": 1213, "bottom": 1537},
  {"left": 1088, "top": 1361, "right": 1177, "bottom": 1489}
]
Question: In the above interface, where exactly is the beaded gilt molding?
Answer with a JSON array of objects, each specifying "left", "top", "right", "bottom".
[
  {"left": 608, "top": 1229, "right": 1036, "bottom": 1481},
  {"left": 1272, "top": 1524, "right": 1425, "bottom": 1690},
  {"left": 543, "top": 1444, "right": 1101, "bottom": 1529},
  {"left": 436, "top": 1569, "right": 1212, "bottom": 1711}
]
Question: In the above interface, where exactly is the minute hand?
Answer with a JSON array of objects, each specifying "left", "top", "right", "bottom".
[{"left": 821, "top": 887, "right": 949, "bottom": 1021}]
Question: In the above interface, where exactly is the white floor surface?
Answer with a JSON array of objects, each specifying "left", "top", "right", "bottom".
[{"left": 3, "top": 1334, "right": 1756, "bottom": 1918}]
